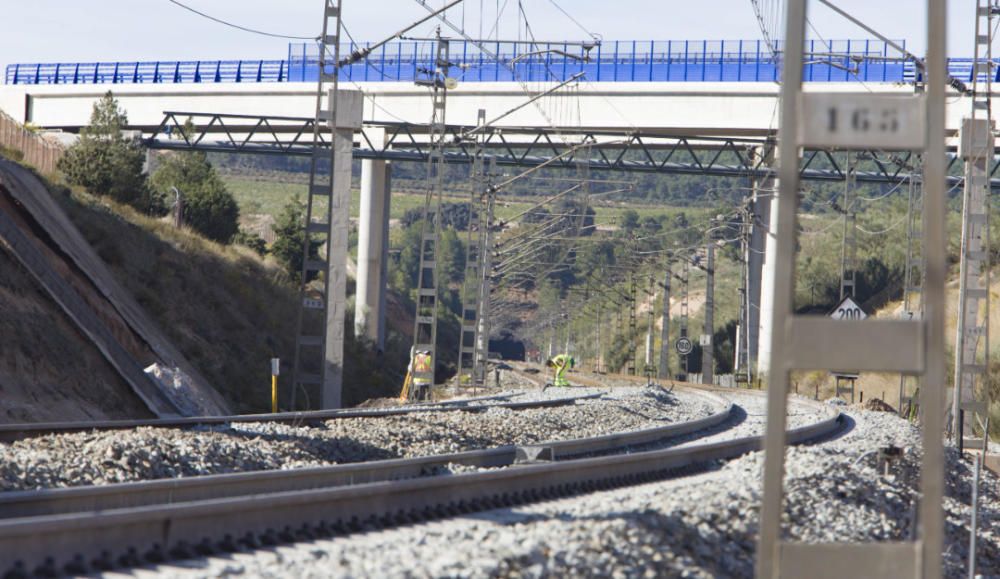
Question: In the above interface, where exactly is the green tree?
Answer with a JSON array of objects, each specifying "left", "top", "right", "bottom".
[
  {"left": 271, "top": 196, "right": 316, "bottom": 281},
  {"left": 150, "top": 126, "right": 239, "bottom": 244},
  {"left": 437, "top": 228, "right": 466, "bottom": 285},
  {"left": 620, "top": 209, "right": 640, "bottom": 231},
  {"left": 58, "top": 91, "right": 160, "bottom": 212}
]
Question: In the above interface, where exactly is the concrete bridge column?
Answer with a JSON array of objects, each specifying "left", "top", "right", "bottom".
[
  {"left": 755, "top": 145, "right": 777, "bottom": 379},
  {"left": 355, "top": 128, "right": 391, "bottom": 351}
]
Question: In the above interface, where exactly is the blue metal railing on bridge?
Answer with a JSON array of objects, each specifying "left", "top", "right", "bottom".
[
  {"left": 4, "top": 59, "right": 288, "bottom": 85},
  {"left": 5, "top": 38, "right": 963, "bottom": 86}
]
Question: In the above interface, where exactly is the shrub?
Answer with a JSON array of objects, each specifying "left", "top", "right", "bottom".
[{"left": 233, "top": 230, "right": 268, "bottom": 256}]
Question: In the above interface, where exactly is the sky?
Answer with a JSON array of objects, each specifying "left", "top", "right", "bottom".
[{"left": 0, "top": 1, "right": 982, "bottom": 71}]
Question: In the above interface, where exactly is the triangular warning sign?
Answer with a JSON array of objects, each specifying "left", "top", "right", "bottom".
[{"left": 829, "top": 296, "right": 867, "bottom": 320}]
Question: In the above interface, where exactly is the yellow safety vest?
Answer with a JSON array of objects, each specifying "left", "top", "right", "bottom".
[{"left": 412, "top": 353, "right": 432, "bottom": 384}]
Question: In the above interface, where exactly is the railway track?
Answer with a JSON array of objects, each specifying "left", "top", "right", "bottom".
[
  {"left": 0, "top": 390, "right": 603, "bottom": 443},
  {"left": 0, "top": 387, "right": 842, "bottom": 575}
]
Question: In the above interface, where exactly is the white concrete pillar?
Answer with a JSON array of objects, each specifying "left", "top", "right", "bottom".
[
  {"left": 355, "top": 127, "right": 390, "bottom": 351},
  {"left": 756, "top": 167, "right": 779, "bottom": 379},
  {"left": 748, "top": 145, "right": 775, "bottom": 376},
  {"left": 323, "top": 89, "right": 363, "bottom": 409}
]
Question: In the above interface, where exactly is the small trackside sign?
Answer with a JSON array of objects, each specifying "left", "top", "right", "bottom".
[{"left": 830, "top": 296, "right": 867, "bottom": 321}]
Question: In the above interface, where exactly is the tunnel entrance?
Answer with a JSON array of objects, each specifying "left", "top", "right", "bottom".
[{"left": 488, "top": 331, "right": 526, "bottom": 361}]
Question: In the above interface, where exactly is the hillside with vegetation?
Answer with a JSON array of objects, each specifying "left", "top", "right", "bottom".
[{"left": 0, "top": 95, "right": 411, "bottom": 420}]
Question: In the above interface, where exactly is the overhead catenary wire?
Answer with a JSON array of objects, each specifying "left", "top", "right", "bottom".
[{"left": 163, "top": 0, "right": 318, "bottom": 40}]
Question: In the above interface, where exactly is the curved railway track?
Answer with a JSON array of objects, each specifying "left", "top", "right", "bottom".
[
  {"left": 0, "top": 387, "right": 842, "bottom": 575},
  {"left": 0, "top": 391, "right": 603, "bottom": 443}
]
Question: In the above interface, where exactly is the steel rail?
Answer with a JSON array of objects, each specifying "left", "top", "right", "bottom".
[
  {"left": 0, "top": 392, "right": 603, "bottom": 443},
  {"left": 0, "top": 393, "right": 841, "bottom": 574},
  {"left": 0, "top": 389, "right": 730, "bottom": 521}
]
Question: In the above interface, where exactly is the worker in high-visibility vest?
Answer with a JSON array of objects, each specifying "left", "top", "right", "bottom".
[
  {"left": 546, "top": 353, "right": 574, "bottom": 387},
  {"left": 410, "top": 349, "right": 433, "bottom": 400}
]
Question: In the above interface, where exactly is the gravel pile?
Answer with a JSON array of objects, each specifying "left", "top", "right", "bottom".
[
  {"left": 150, "top": 405, "right": 998, "bottom": 578},
  {"left": 0, "top": 386, "right": 715, "bottom": 491}
]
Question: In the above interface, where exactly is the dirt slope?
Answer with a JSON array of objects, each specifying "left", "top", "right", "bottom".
[{"left": 0, "top": 247, "right": 153, "bottom": 422}]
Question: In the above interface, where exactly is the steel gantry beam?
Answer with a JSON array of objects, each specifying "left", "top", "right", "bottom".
[{"left": 143, "top": 111, "right": 1000, "bottom": 185}]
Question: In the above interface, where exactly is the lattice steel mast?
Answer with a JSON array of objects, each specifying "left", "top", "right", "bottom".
[
  {"left": 899, "top": 167, "right": 924, "bottom": 415},
  {"left": 679, "top": 258, "right": 690, "bottom": 381},
  {"left": 459, "top": 110, "right": 488, "bottom": 386},
  {"left": 409, "top": 29, "right": 451, "bottom": 399},
  {"left": 291, "top": 0, "right": 346, "bottom": 410},
  {"left": 952, "top": 0, "right": 996, "bottom": 443},
  {"left": 838, "top": 151, "right": 858, "bottom": 301}
]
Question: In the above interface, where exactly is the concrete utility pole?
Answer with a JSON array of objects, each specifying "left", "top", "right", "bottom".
[
  {"left": 679, "top": 258, "right": 690, "bottom": 381},
  {"left": 170, "top": 187, "right": 184, "bottom": 229},
  {"left": 658, "top": 259, "right": 672, "bottom": 379},
  {"left": 756, "top": 146, "right": 779, "bottom": 378},
  {"left": 355, "top": 128, "right": 391, "bottom": 351},
  {"left": 747, "top": 144, "right": 774, "bottom": 379},
  {"left": 701, "top": 240, "right": 715, "bottom": 386},
  {"left": 291, "top": 0, "right": 363, "bottom": 410},
  {"left": 595, "top": 298, "right": 603, "bottom": 372}
]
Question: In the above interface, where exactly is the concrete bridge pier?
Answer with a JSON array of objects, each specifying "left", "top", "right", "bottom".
[
  {"left": 754, "top": 145, "right": 777, "bottom": 380},
  {"left": 354, "top": 128, "right": 391, "bottom": 352}
]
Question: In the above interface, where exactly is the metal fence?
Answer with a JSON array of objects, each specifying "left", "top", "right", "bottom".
[
  {"left": 0, "top": 110, "right": 63, "bottom": 173},
  {"left": 8, "top": 38, "right": 971, "bottom": 86}
]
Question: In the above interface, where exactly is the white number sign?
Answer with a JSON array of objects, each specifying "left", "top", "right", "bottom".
[
  {"left": 829, "top": 296, "right": 867, "bottom": 321},
  {"left": 799, "top": 94, "right": 926, "bottom": 150}
]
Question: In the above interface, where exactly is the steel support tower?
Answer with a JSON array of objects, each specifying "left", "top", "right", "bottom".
[
  {"left": 409, "top": 32, "right": 451, "bottom": 399},
  {"left": 458, "top": 110, "right": 487, "bottom": 386},
  {"left": 899, "top": 168, "right": 924, "bottom": 415},
  {"left": 291, "top": 0, "right": 347, "bottom": 409},
  {"left": 627, "top": 273, "right": 638, "bottom": 376},
  {"left": 838, "top": 152, "right": 858, "bottom": 301},
  {"left": 644, "top": 276, "right": 656, "bottom": 375},
  {"left": 952, "top": 0, "right": 995, "bottom": 443},
  {"left": 757, "top": 0, "right": 947, "bottom": 575}
]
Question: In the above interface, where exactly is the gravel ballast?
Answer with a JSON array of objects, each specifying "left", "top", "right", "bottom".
[
  {"left": 0, "top": 385, "right": 716, "bottom": 491},
  {"left": 145, "top": 399, "right": 999, "bottom": 578}
]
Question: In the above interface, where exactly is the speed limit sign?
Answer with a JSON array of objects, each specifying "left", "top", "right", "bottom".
[{"left": 675, "top": 337, "right": 693, "bottom": 355}]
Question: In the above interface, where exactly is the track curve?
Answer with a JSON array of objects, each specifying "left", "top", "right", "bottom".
[{"left": 0, "top": 387, "right": 841, "bottom": 574}]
